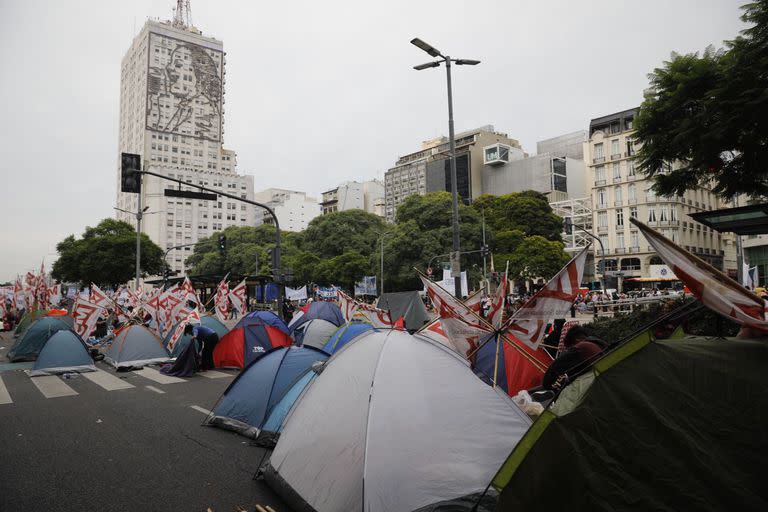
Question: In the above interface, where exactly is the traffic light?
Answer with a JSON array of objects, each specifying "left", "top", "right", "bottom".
[
  {"left": 563, "top": 217, "right": 573, "bottom": 235},
  {"left": 480, "top": 244, "right": 490, "bottom": 258},
  {"left": 120, "top": 153, "right": 141, "bottom": 193},
  {"left": 267, "top": 247, "right": 277, "bottom": 269},
  {"left": 218, "top": 235, "right": 227, "bottom": 256}
]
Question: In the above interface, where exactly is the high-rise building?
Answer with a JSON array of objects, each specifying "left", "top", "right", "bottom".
[
  {"left": 115, "top": 13, "right": 256, "bottom": 274},
  {"left": 585, "top": 108, "right": 731, "bottom": 288},
  {"left": 254, "top": 188, "right": 321, "bottom": 232},
  {"left": 384, "top": 126, "right": 524, "bottom": 222},
  {"left": 320, "top": 180, "right": 385, "bottom": 217}
]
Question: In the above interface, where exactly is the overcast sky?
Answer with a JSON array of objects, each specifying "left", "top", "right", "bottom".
[{"left": 0, "top": 0, "right": 746, "bottom": 282}]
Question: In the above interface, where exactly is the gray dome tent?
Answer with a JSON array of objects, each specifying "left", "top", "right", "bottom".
[
  {"left": 29, "top": 330, "right": 96, "bottom": 377},
  {"left": 7, "top": 316, "right": 73, "bottom": 362},
  {"left": 103, "top": 324, "right": 170, "bottom": 369},
  {"left": 292, "top": 318, "right": 337, "bottom": 350},
  {"left": 263, "top": 329, "right": 531, "bottom": 512}
]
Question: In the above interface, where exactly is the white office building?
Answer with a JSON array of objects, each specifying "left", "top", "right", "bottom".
[
  {"left": 115, "top": 14, "right": 256, "bottom": 274},
  {"left": 254, "top": 188, "right": 321, "bottom": 232},
  {"left": 320, "top": 180, "right": 385, "bottom": 217}
]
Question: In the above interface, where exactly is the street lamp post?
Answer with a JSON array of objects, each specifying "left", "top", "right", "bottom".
[
  {"left": 411, "top": 37, "right": 480, "bottom": 299},
  {"left": 373, "top": 230, "right": 389, "bottom": 295},
  {"left": 114, "top": 204, "right": 153, "bottom": 289}
]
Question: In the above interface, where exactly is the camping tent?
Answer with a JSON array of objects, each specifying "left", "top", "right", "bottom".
[
  {"left": 292, "top": 319, "right": 337, "bottom": 350},
  {"left": 376, "top": 291, "right": 430, "bottom": 331},
  {"left": 213, "top": 311, "right": 292, "bottom": 369},
  {"left": 103, "top": 324, "right": 170, "bottom": 369},
  {"left": 29, "top": 330, "right": 96, "bottom": 376},
  {"left": 473, "top": 331, "right": 553, "bottom": 396},
  {"left": 205, "top": 345, "right": 329, "bottom": 446},
  {"left": 322, "top": 322, "right": 374, "bottom": 354},
  {"left": 491, "top": 334, "right": 768, "bottom": 511},
  {"left": 7, "top": 316, "right": 74, "bottom": 362},
  {"left": 163, "top": 315, "right": 229, "bottom": 358},
  {"left": 263, "top": 330, "right": 531, "bottom": 512},
  {"left": 287, "top": 301, "right": 345, "bottom": 333}
]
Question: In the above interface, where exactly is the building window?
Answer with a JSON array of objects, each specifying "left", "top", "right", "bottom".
[
  {"left": 628, "top": 161, "right": 636, "bottom": 176},
  {"left": 613, "top": 162, "right": 621, "bottom": 180},
  {"left": 630, "top": 231, "right": 639, "bottom": 249},
  {"left": 599, "top": 235, "right": 609, "bottom": 252},
  {"left": 597, "top": 188, "right": 607, "bottom": 207},
  {"left": 598, "top": 211, "right": 608, "bottom": 228},
  {"left": 648, "top": 207, "right": 656, "bottom": 222},
  {"left": 628, "top": 183, "right": 636, "bottom": 202},
  {"left": 594, "top": 143, "right": 604, "bottom": 160},
  {"left": 614, "top": 187, "right": 623, "bottom": 205},
  {"left": 617, "top": 209, "right": 624, "bottom": 227},
  {"left": 616, "top": 232, "right": 625, "bottom": 249},
  {"left": 595, "top": 166, "right": 605, "bottom": 184},
  {"left": 611, "top": 140, "right": 620, "bottom": 157},
  {"left": 660, "top": 206, "right": 669, "bottom": 222}
]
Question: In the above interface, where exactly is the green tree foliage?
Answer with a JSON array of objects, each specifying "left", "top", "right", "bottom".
[
  {"left": 301, "top": 210, "right": 386, "bottom": 259},
  {"left": 51, "top": 219, "right": 164, "bottom": 288},
  {"left": 472, "top": 191, "right": 563, "bottom": 241},
  {"left": 634, "top": 0, "right": 768, "bottom": 198},
  {"left": 316, "top": 251, "right": 370, "bottom": 289},
  {"left": 508, "top": 236, "right": 571, "bottom": 283}
]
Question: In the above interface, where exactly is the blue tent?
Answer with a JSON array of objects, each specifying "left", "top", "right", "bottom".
[
  {"left": 214, "top": 311, "right": 292, "bottom": 368},
  {"left": 162, "top": 315, "right": 228, "bottom": 358},
  {"left": 29, "top": 330, "right": 96, "bottom": 376},
  {"left": 287, "top": 301, "right": 345, "bottom": 334},
  {"left": 7, "top": 317, "right": 74, "bottom": 362},
  {"left": 322, "top": 322, "right": 375, "bottom": 354},
  {"left": 205, "top": 345, "right": 329, "bottom": 446}
]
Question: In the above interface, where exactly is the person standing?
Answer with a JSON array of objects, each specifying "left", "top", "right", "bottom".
[{"left": 184, "top": 323, "right": 219, "bottom": 371}]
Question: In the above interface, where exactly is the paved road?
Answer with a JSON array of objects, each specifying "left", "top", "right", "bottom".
[{"left": 0, "top": 331, "right": 286, "bottom": 512}]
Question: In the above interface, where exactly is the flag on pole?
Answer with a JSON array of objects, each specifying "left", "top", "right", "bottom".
[
  {"left": 167, "top": 309, "right": 202, "bottom": 354},
  {"left": 14, "top": 276, "right": 25, "bottom": 310},
  {"left": 89, "top": 284, "right": 112, "bottom": 309},
  {"left": 337, "top": 289, "right": 358, "bottom": 322},
  {"left": 229, "top": 279, "right": 248, "bottom": 317},
  {"left": 214, "top": 275, "right": 230, "bottom": 322},
  {"left": 631, "top": 217, "right": 768, "bottom": 330},
  {"left": 179, "top": 277, "right": 200, "bottom": 309},
  {"left": 48, "top": 283, "right": 61, "bottom": 307},
  {"left": 488, "top": 264, "right": 509, "bottom": 330},
  {"left": 72, "top": 297, "right": 102, "bottom": 339},
  {"left": 501, "top": 246, "right": 590, "bottom": 350}
]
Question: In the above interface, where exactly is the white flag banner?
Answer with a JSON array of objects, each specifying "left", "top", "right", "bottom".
[
  {"left": 285, "top": 285, "right": 308, "bottom": 301},
  {"left": 89, "top": 284, "right": 112, "bottom": 309},
  {"left": 229, "top": 279, "right": 248, "bottom": 316},
  {"left": 502, "top": 246, "right": 589, "bottom": 350},
  {"left": 631, "top": 217, "right": 768, "bottom": 331},
  {"left": 167, "top": 309, "right": 201, "bottom": 354},
  {"left": 72, "top": 297, "right": 103, "bottom": 339},
  {"left": 214, "top": 276, "right": 230, "bottom": 323},
  {"left": 48, "top": 284, "right": 62, "bottom": 307}
]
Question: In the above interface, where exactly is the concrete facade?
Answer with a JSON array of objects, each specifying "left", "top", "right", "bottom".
[
  {"left": 320, "top": 180, "right": 385, "bottom": 217},
  {"left": 116, "top": 18, "right": 256, "bottom": 274},
  {"left": 254, "top": 188, "right": 321, "bottom": 232},
  {"left": 384, "top": 126, "right": 524, "bottom": 222},
  {"left": 536, "top": 130, "right": 586, "bottom": 161},
  {"left": 480, "top": 154, "right": 586, "bottom": 202},
  {"left": 585, "top": 107, "right": 732, "bottom": 287}
]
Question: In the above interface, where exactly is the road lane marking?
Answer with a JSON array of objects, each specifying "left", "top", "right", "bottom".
[
  {"left": 30, "top": 375, "right": 78, "bottom": 398},
  {"left": 190, "top": 405, "right": 211, "bottom": 415},
  {"left": 0, "top": 375, "right": 11, "bottom": 404},
  {"left": 146, "top": 385, "right": 165, "bottom": 394},
  {"left": 200, "top": 370, "right": 230, "bottom": 379},
  {"left": 135, "top": 367, "right": 185, "bottom": 385},
  {"left": 82, "top": 368, "right": 135, "bottom": 390}
]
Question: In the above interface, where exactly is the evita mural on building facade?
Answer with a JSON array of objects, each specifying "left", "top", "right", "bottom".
[{"left": 146, "top": 33, "right": 223, "bottom": 141}]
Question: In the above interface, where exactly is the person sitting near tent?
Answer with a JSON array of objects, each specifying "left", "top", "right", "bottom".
[
  {"left": 184, "top": 323, "right": 219, "bottom": 371},
  {"left": 542, "top": 325, "right": 605, "bottom": 391}
]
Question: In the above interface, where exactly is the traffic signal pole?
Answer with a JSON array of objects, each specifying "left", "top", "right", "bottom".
[{"left": 128, "top": 168, "right": 286, "bottom": 320}]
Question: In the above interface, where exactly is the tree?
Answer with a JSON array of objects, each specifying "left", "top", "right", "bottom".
[
  {"left": 51, "top": 219, "right": 164, "bottom": 288},
  {"left": 301, "top": 210, "right": 386, "bottom": 260},
  {"left": 472, "top": 192, "right": 563, "bottom": 241},
  {"left": 316, "top": 251, "right": 370, "bottom": 289},
  {"left": 507, "top": 236, "right": 571, "bottom": 285},
  {"left": 634, "top": 0, "right": 768, "bottom": 198}
]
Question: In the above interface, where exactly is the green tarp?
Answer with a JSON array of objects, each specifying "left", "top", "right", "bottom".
[{"left": 493, "top": 336, "right": 768, "bottom": 511}]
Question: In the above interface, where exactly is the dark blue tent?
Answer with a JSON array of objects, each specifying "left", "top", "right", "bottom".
[
  {"left": 29, "top": 330, "right": 96, "bottom": 376},
  {"left": 287, "top": 301, "right": 345, "bottom": 334},
  {"left": 322, "top": 322, "right": 375, "bottom": 354},
  {"left": 205, "top": 345, "right": 328, "bottom": 446},
  {"left": 7, "top": 317, "right": 74, "bottom": 362}
]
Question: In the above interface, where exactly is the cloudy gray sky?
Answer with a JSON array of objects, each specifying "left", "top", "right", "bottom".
[{"left": 0, "top": 0, "right": 746, "bottom": 282}]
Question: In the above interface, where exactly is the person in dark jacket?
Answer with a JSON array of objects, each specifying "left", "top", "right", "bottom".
[
  {"left": 184, "top": 323, "right": 219, "bottom": 371},
  {"left": 542, "top": 325, "right": 605, "bottom": 391}
]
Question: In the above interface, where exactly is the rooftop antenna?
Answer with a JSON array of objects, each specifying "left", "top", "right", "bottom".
[{"left": 172, "top": 0, "right": 192, "bottom": 28}]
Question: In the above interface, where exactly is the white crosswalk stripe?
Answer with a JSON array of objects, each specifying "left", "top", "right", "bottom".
[
  {"left": 134, "top": 367, "right": 185, "bottom": 384},
  {"left": 83, "top": 368, "right": 135, "bottom": 391},
  {"left": 0, "top": 375, "right": 12, "bottom": 405},
  {"left": 30, "top": 375, "right": 78, "bottom": 398},
  {"left": 199, "top": 370, "right": 230, "bottom": 379}
]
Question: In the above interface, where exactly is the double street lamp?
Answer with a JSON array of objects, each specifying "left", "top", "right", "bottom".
[
  {"left": 114, "top": 205, "right": 159, "bottom": 288},
  {"left": 411, "top": 37, "right": 480, "bottom": 298}
]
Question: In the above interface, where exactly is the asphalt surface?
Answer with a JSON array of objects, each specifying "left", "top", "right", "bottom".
[{"left": 0, "top": 331, "right": 287, "bottom": 512}]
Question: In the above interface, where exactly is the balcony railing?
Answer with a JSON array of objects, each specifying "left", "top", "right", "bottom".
[
  {"left": 628, "top": 198, "right": 637, "bottom": 204},
  {"left": 597, "top": 225, "right": 608, "bottom": 233},
  {"left": 614, "top": 247, "right": 626, "bottom": 254},
  {"left": 595, "top": 179, "right": 607, "bottom": 186},
  {"left": 593, "top": 157, "right": 606, "bottom": 163},
  {"left": 614, "top": 200, "right": 623, "bottom": 206},
  {"left": 613, "top": 176, "right": 622, "bottom": 183},
  {"left": 611, "top": 154, "right": 622, "bottom": 160},
  {"left": 629, "top": 246, "right": 641, "bottom": 253}
]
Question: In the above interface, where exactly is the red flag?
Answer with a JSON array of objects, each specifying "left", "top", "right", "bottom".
[
  {"left": 72, "top": 297, "right": 102, "bottom": 339},
  {"left": 337, "top": 289, "right": 358, "bottom": 322},
  {"left": 488, "top": 269, "right": 509, "bottom": 330},
  {"left": 228, "top": 279, "right": 247, "bottom": 317},
  {"left": 179, "top": 277, "right": 199, "bottom": 307},
  {"left": 167, "top": 309, "right": 201, "bottom": 353}
]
